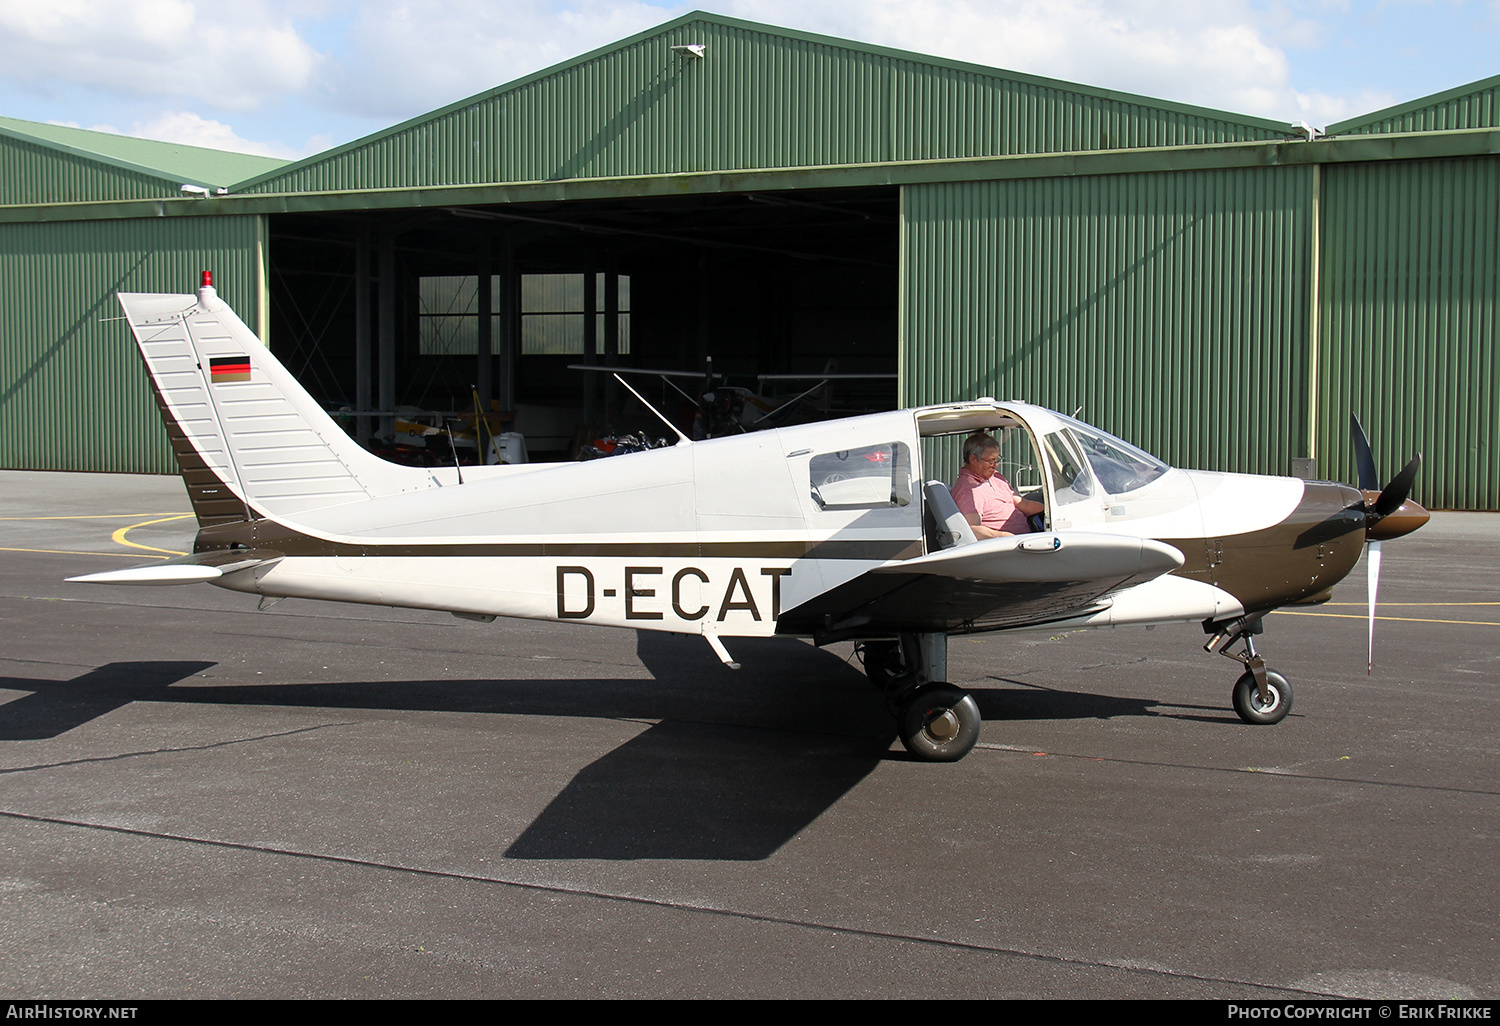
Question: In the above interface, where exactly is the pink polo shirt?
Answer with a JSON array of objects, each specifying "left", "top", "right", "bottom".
[{"left": 950, "top": 467, "right": 1030, "bottom": 535}]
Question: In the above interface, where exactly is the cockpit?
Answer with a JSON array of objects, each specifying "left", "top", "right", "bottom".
[{"left": 915, "top": 401, "right": 1180, "bottom": 536}]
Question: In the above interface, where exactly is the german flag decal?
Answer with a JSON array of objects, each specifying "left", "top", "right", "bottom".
[{"left": 209, "top": 356, "right": 251, "bottom": 383}]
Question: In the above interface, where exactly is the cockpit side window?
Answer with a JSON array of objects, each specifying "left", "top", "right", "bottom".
[
  {"left": 809, "top": 442, "right": 912, "bottom": 511},
  {"left": 1043, "top": 431, "right": 1095, "bottom": 504}
]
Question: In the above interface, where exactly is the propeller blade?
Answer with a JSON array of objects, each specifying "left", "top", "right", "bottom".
[
  {"left": 1366, "top": 538, "right": 1382, "bottom": 676},
  {"left": 1374, "top": 453, "right": 1422, "bottom": 519},
  {"left": 1350, "top": 414, "right": 1380, "bottom": 491}
]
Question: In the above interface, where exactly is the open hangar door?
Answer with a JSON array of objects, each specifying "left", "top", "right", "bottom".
[{"left": 266, "top": 186, "right": 898, "bottom": 462}]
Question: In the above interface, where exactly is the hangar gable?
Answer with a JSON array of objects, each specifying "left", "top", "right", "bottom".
[{"left": 234, "top": 10, "right": 1295, "bottom": 196}]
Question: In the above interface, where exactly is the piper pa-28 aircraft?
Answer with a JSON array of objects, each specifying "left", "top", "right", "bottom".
[{"left": 71, "top": 275, "right": 1430, "bottom": 762}]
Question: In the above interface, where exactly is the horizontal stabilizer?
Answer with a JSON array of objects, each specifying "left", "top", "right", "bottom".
[{"left": 67, "top": 549, "right": 281, "bottom": 586}]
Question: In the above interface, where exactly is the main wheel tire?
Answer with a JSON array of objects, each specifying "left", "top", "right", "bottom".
[
  {"left": 1232, "top": 669, "right": 1293, "bottom": 725},
  {"left": 898, "top": 684, "right": 981, "bottom": 762},
  {"left": 860, "top": 640, "right": 914, "bottom": 691}
]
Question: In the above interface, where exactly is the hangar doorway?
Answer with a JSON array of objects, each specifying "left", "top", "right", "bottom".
[{"left": 267, "top": 187, "right": 898, "bottom": 462}]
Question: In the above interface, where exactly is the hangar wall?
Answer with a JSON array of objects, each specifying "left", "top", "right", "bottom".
[
  {"left": 901, "top": 152, "right": 1500, "bottom": 511},
  {"left": 1316, "top": 156, "right": 1499, "bottom": 509},
  {"left": 902, "top": 165, "right": 1314, "bottom": 478},
  {"left": 0, "top": 215, "right": 264, "bottom": 474}
]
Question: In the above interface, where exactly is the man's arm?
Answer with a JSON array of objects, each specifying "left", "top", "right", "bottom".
[{"left": 963, "top": 513, "right": 1010, "bottom": 539}]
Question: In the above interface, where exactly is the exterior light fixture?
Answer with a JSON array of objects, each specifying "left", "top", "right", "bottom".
[{"left": 670, "top": 44, "right": 705, "bottom": 59}]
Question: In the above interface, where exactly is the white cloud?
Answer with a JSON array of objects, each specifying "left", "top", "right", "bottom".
[
  {"left": 314, "top": 1, "right": 675, "bottom": 121},
  {"left": 53, "top": 111, "right": 303, "bottom": 158},
  {"left": 126, "top": 110, "right": 303, "bottom": 158},
  {"left": 710, "top": 0, "right": 1318, "bottom": 122},
  {"left": 0, "top": 0, "right": 320, "bottom": 110}
]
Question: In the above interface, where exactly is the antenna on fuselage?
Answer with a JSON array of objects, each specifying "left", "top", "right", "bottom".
[
  {"left": 613, "top": 373, "right": 692, "bottom": 446},
  {"left": 445, "top": 423, "right": 464, "bottom": 484}
]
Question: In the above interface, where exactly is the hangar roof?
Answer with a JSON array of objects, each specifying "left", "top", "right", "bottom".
[
  {"left": 0, "top": 115, "right": 287, "bottom": 205},
  {"left": 235, "top": 10, "right": 1297, "bottom": 196},
  {"left": 1326, "top": 73, "right": 1500, "bottom": 136}
]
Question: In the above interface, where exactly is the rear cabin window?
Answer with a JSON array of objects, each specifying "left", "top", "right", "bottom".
[{"left": 809, "top": 442, "right": 912, "bottom": 511}]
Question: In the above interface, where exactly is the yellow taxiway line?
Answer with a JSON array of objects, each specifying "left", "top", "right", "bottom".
[
  {"left": 1273, "top": 610, "right": 1500, "bottom": 627},
  {"left": 110, "top": 514, "right": 193, "bottom": 556},
  {"left": 2, "top": 512, "right": 192, "bottom": 560},
  {"left": 0, "top": 513, "right": 191, "bottom": 520}
]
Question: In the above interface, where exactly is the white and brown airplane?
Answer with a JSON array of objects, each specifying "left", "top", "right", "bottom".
[{"left": 70, "top": 275, "right": 1430, "bottom": 761}]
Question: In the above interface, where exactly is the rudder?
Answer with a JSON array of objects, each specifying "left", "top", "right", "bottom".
[{"left": 120, "top": 277, "right": 434, "bottom": 525}]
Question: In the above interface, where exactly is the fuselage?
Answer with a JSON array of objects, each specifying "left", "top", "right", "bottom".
[{"left": 191, "top": 400, "right": 1382, "bottom": 639}]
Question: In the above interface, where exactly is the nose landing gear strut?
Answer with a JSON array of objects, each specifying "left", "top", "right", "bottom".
[{"left": 1205, "top": 617, "right": 1293, "bottom": 725}]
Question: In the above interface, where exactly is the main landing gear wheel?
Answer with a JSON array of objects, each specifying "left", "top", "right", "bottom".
[
  {"left": 1232, "top": 670, "right": 1292, "bottom": 725},
  {"left": 898, "top": 684, "right": 981, "bottom": 762}
]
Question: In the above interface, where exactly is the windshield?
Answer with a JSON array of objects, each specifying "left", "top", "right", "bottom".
[{"left": 1056, "top": 414, "right": 1170, "bottom": 495}]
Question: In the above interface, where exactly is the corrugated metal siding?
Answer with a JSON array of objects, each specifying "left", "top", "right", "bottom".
[
  {"left": 0, "top": 133, "right": 182, "bottom": 205},
  {"left": 1329, "top": 76, "right": 1500, "bottom": 135},
  {"left": 0, "top": 116, "right": 287, "bottom": 192},
  {"left": 242, "top": 18, "right": 1288, "bottom": 195},
  {"left": 1316, "top": 157, "right": 1498, "bottom": 510},
  {"left": 0, "top": 216, "right": 262, "bottom": 473},
  {"left": 903, "top": 167, "right": 1313, "bottom": 477}
]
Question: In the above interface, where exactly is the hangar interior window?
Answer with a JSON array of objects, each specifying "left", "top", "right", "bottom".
[
  {"left": 521, "top": 273, "right": 630, "bottom": 356},
  {"left": 416, "top": 273, "right": 631, "bottom": 357},
  {"left": 419, "top": 275, "right": 491, "bottom": 356}
]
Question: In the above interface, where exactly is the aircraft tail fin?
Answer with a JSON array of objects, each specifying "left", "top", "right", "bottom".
[{"left": 120, "top": 278, "right": 434, "bottom": 525}]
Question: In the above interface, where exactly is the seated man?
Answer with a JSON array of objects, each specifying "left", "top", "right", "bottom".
[{"left": 950, "top": 431, "right": 1044, "bottom": 538}]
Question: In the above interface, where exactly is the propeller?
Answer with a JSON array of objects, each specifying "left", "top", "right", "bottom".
[{"left": 1349, "top": 415, "right": 1429, "bottom": 674}]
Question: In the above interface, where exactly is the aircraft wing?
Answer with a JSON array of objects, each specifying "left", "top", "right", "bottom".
[
  {"left": 777, "top": 532, "right": 1184, "bottom": 642},
  {"left": 67, "top": 549, "right": 282, "bottom": 586}
]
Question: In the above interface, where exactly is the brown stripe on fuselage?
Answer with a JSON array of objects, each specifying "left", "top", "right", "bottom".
[
  {"left": 1162, "top": 481, "right": 1367, "bottom": 617},
  {"left": 193, "top": 516, "right": 922, "bottom": 562}
]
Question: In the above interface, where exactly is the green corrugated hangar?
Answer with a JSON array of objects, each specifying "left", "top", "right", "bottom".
[{"left": 2, "top": 11, "right": 1496, "bottom": 506}]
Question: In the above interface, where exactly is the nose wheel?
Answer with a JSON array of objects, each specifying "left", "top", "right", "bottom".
[
  {"left": 1206, "top": 617, "right": 1293, "bottom": 725},
  {"left": 1232, "top": 669, "right": 1292, "bottom": 724}
]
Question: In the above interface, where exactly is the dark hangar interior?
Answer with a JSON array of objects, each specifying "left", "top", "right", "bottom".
[{"left": 267, "top": 187, "right": 899, "bottom": 459}]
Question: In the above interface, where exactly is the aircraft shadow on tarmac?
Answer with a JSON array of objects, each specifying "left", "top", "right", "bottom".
[
  {"left": 973, "top": 678, "right": 1230, "bottom": 723},
  {"left": 0, "top": 635, "right": 1208, "bottom": 861}
]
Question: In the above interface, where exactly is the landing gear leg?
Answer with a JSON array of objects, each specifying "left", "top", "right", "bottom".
[
  {"left": 861, "top": 633, "right": 981, "bottom": 761},
  {"left": 1205, "top": 619, "right": 1293, "bottom": 725}
]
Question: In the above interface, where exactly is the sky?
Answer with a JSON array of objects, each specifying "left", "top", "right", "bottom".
[{"left": 0, "top": 0, "right": 1495, "bottom": 161}]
